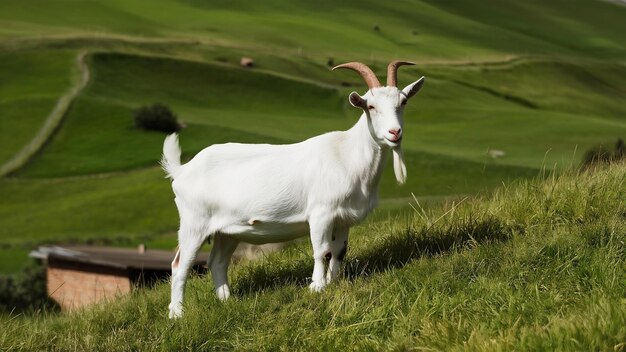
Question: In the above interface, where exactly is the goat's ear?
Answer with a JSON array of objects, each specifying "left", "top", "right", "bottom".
[
  {"left": 402, "top": 76, "right": 425, "bottom": 99},
  {"left": 348, "top": 91, "right": 367, "bottom": 109}
]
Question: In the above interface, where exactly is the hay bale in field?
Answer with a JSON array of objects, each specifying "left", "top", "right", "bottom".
[
  {"left": 487, "top": 149, "right": 505, "bottom": 159},
  {"left": 240, "top": 57, "right": 254, "bottom": 68}
]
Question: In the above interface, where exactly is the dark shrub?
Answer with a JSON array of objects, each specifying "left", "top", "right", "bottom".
[
  {"left": 134, "top": 104, "right": 181, "bottom": 133},
  {"left": 582, "top": 144, "right": 612, "bottom": 166},
  {"left": 582, "top": 138, "right": 625, "bottom": 168},
  {"left": 0, "top": 261, "right": 58, "bottom": 313},
  {"left": 615, "top": 138, "right": 625, "bottom": 159}
]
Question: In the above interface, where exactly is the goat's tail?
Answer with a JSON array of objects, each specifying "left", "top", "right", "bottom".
[{"left": 161, "top": 133, "right": 182, "bottom": 179}]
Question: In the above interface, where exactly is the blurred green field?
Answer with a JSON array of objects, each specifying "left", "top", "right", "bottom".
[
  {"left": 1, "top": 0, "right": 625, "bottom": 59},
  {"left": 0, "top": 0, "right": 625, "bottom": 275},
  {"left": 0, "top": 50, "right": 75, "bottom": 165}
]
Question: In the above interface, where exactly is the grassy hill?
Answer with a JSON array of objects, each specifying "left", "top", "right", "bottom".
[
  {"left": 1, "top": 0, "right": 625, "bottom": 59},
  {"left": 0, "top": 0, "right": 624, "bottom": 348},
  {"left": 1, "top": 163, "right": 624, "bottom": 350},
  {"left": 0, "top": 0, "right": 623, "bottom": 302},
  {"left": 0, "top": 50, "right": 75, "bottom": 166}
]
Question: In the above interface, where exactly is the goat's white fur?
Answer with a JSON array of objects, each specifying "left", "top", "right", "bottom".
[{"left": 164, "top": 77, "right": 424, "bottom": 318}]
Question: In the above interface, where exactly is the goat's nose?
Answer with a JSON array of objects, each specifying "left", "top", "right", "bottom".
[{"left": 388, "top": 128, "right": 402, "bottom": 139}]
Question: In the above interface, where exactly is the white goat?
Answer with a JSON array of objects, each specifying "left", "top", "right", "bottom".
[{"left": 162, "top": 61, "right": 425, "bottom": 318}]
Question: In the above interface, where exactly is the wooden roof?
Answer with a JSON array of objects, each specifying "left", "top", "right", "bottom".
[{"left": 31, "top": 245, "right": 209, "bottom": 271}]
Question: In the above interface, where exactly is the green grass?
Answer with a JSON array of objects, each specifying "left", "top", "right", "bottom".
[
  {"left": 1, "top": 163, "right": 623, "bottom": 351},
  {"left": 16, "top": 53, "right": 625, "bottom": 179},
  {"left": 0, "top": 168, "right": 176, "bottom": 248},
  {"left": 15, "top": 52, "right": 341, "bottom": 177},
  {"left": 422, "top": 60, "right": 626, "bottom": 120},
  {"left": 0, "top": 248, "right": 30, "bottom": 274},
  {"left": 408, "top": 61, "right": 626, "bottom": 168},
  {"left": 421, "top": 0, "right": 626, "bottom": 58},
  {"left": 0, "top": 50, "right": 75, "bottom": 165},
  {"left": 1, "top": 0, "right": 625, "bottom": 59}
]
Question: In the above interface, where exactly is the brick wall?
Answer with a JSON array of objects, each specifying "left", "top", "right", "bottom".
[{"left": 47, "top": 258, "right": 132, "bottom": 311}]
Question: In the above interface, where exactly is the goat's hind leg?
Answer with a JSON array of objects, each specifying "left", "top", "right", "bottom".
[
  {"left": 207, "top": 234, "right": 239, "bottom": 301},
  {"left": 169, "top": 224, "right": 205, "bottom": 319}
]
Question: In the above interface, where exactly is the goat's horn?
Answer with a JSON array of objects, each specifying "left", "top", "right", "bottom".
[
  {"left": 332, "top": 62, "right": 381, "bottom": 89},
  {"left": 387, "top": 60, "right": 415, "bottom": 87}
]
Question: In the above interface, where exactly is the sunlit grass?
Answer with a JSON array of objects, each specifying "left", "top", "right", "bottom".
[{"left": 2, "top": 163, "right": 623, "bottom": 350}]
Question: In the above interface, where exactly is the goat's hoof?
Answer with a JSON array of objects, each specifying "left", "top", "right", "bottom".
[
  {"left": 168, "top": 303, "right": 183, "bottom": 319},
  {"left": 216, "top": 285, "right": 231, "bottom": 301},
  {"left": 309, "top": 281, "right": 326, "bottom": 293}
]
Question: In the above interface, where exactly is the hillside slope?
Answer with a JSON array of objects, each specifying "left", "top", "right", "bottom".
[
  {"left": 1, "top": 0, "right": 625, "bottom": 59},
  {"left": 0, "top": 0, "right": 624, "bottom": 275},
  {"left": 2, "top": 163, "right": 624, "bottom": 351}
]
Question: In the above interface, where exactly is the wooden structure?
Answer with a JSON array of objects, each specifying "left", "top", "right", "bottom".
[{"left": 31, "top": 245, "right": 208, "bottom": 311}]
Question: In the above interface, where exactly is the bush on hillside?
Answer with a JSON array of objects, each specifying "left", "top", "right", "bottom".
[
  {"left": 0, "top": 261, "right": 58, "bottom": 313},
  {"left": 134, "top": 104, "right": 181, "bottom": 133},
  {"left": 582, "top": 138, "right": 625, "bottom": 167}
]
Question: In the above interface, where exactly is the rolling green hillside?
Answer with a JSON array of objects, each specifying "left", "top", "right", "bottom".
[
  {"left": 1, "top": 163, "right": 624, "bottom": 350},
  {"left": 0, "top": 50, "right": 75, "bottom": 165},
  {"left": 0, "top": 0, "right": 624, "bottom": 278},
  {"left": 0, "top": 0, "right": 625, "bottom": 348},
  {"left": 1, "top": 0, "right": 625, "bottom": 59}
]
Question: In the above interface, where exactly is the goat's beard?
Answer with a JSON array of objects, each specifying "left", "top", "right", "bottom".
[{"left": 392, "top": 146, "right": 407, "bottom": 184}]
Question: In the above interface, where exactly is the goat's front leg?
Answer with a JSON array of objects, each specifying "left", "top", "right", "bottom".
[
  {"left": 308, "top": 213, "right": 333, "bottom": 292},
  {"left": 327, "top": 225, "right": 349, "bottom": 283}
]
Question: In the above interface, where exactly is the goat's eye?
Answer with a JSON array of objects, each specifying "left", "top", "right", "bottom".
[
  {"left": 368, "top": 105, "right": 375, "bottom": 110},
  {"left": 401, "top": 100, "right": 407, "bottom": 106}
]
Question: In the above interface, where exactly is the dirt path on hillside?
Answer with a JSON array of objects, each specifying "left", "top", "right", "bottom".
[
  {"left": 0, "top": 51, "right": 90, "bottom": 176},
  {"left": 0, "top": 34, "right": 531, "bottom": 68}
]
